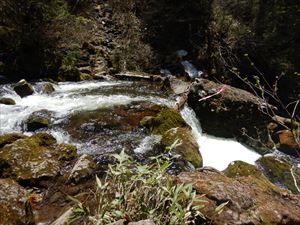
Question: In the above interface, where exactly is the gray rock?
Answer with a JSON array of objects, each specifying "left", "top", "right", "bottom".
[
  {"left": 68, "top": 154, "right": 96, "bottom": 183},
  {"left": 13, "top": 79, "right": 34, "bottom": 97}
]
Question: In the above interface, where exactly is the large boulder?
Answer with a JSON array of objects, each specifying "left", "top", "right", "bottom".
[
  {"left": 176, "top": 169, "right": 300, "bottom": 225},
  {"left": 257, "top": 156, "right": 300, "bottom": 194},
  {"left": 0, "top": 133, "right": 77, "bottom": 183},
  {"left": 13, "top": 79, "right": 34, "bottom": 97},
  {"left": 188, "top": 79, "right": 273, "bottom": 154},
  {"left": 0, "top": 97, "right": 16, "bottom": 105},
  {"left": 0, "top": 178, "right": 34, "bottom": 225},
  {"left": 161, "top": 127, "right": 202, "bottom": 168}
]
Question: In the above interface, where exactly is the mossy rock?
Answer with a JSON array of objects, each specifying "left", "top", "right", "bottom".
[
  {"left": 0, "top": 133, "right": 26, "bottom": 148},
  {"left": 58, "top": 66, "right": 81, "bottom": 81},
  {"left": 0, "top": 133, "right": 76, "bottom": 183},
  {"left": 80, "top": 73, "right": 92, "bottom": 80},
  {"left": 257, "top": 156, "right": 300, "bottom": 194},
  {"left": 26, "top": 113, "right": 51, "bottom": 132},
  {"left": 224, "top": 161, "right": 263, "bottom": 178},
  {"left": 162, "top": 127, "right": 202, "bottom": 168},
  {"left": 140, "top": 107, "right": 189, "bottom": 135},
  {"left": 0, "top": 178, "right": 34, "bottom": 225},
  {"left": 57, "top": 143, "right": 77, "bottom": 161},
  {"left": 224, "top": 160, "right": 275, "bottom": 184},
  {"left": 0, "top": 97, "right": 16, "bottom": 105}
]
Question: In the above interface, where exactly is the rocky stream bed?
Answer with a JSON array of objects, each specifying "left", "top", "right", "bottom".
[{"left": 0, "top": 76, "right": 300, "bottom": 225}]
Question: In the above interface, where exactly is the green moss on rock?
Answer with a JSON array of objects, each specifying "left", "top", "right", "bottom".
[
  {"left": 26, "top": 115, "right": 51, "bottom": 132},
  {"left": 162, "top": 127, "right": 202, "bottom": 168},
  {"left": 57, "top": 143, "right": 77, "bottom": 161},
  {"left": 0, "top": 133, "right": 76, "bottom": 183},
  {"left": 224, "top": 161, "right": 263, "bottom": 178},
  {"left": 257, "top": 156, "right": 300, "bottom": 194},
  {"left": 0, "top": 133, "right": 26, "bottom": 148},
  {"left": 141, "top": 107, "right": 189, "bottom": 135}
]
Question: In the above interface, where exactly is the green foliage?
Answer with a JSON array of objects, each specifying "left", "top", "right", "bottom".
[{"left": 70, "top": 151, "right": 206, "bottom": 224}]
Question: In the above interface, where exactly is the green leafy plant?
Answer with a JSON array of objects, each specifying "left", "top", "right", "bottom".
[{"left": 70, "top": 150, "right": 206, "bottom": 224}]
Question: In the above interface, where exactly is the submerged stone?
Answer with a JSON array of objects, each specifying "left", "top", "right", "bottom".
[{"left": 162, "top": 127, "right": 202, "bottom": 168}]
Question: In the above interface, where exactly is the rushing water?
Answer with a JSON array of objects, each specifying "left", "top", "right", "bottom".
[{"left": 0, "top": 80, "right": 260, "bottom": 170}]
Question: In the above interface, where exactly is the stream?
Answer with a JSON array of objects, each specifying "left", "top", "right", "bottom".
[{"left": 0, "top": 80, "right": 260, "bottom": 170}]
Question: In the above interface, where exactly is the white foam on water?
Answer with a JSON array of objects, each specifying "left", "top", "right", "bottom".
[
  {"left": 0, "top": 81, "right": 168, "bottom": 134},
  {"left": 0, "top": 80, "right": 262, "bottom": 171},
  {"left": 180, "top": 106, "right": 261, "bottom": 171},
  {"left": 134, "top": 135, "right": 162, "bottom": 154}
]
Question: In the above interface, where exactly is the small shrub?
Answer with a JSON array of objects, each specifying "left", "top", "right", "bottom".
[{"left": 70, "top": 151, "right": 206, "bottom": 224}]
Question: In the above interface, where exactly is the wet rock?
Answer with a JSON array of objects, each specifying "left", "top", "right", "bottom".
[
  {"left": 57, "top": 143, "right": 78, "bottom": 161},
  {"left": 176, "top": 169, "right": 300, "bottom": 225},
  {"left": 141, "top": 107, "right": 189, "bottom": 135},
  {"left": 276, "top": 129, "right": 300, "bottom": 157},
  {"left": 162, "top": 127, "right": 202, "bottom": 168},
  {"left": 68, "top": 154, "right": 96, "bottom": 183},
  {"left": 25, "top": 110, "right": 52, "bottom": 131},
  {"left": 13, "top": 79, "right": 34, "bottom": 97},
  {"left": 257, "top": 156, "right": 300, "bottom": 194},
  {"left": 0, "top": 97, "right": 16, "bottom": 105},
  {"left": 0, "top": 133, "right": 77, "bottom": 183},
  {"left": 188, "top": 79, "right": 273, "bottom": 154},
  {"left": 0, "top": 178, "right": 34, "bottom": 225},
  {"left": 224, "top": 160, "right": 266, "bottom": 179},
  {"left": 267, "top": 116, "right": 300, "bottom": 156},
  {"left": 0, "top": 133, "right": 26, "bottom": 148},
  {"left": 169, "top": 77, "right": 191, "bottom": 95},
  {"left": 42, "top": 83, "right": 55, "bottom": 95}
]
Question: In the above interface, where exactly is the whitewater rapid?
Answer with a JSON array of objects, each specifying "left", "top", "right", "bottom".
[{"left": 0, "top": 80, "right": 260, "bottom": 170}]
